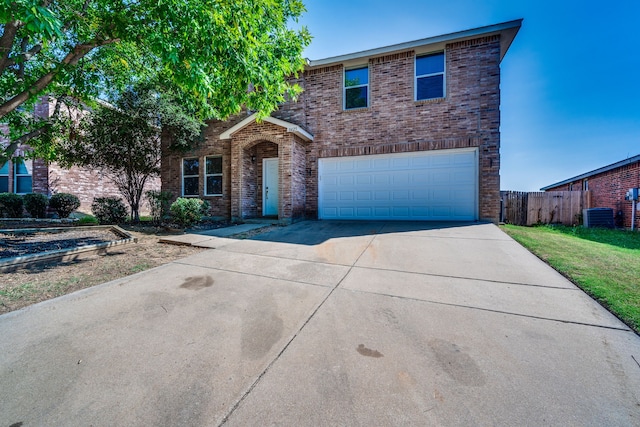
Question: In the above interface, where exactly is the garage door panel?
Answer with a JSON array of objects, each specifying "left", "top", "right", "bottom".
[
  {"left": 356, "top": 175, "right": 371, "bottom": 185},
  {"left": 339, "top": 207, "right": 355, "bottom": 217},
  {"left": 319, "top": 149, "right": 477, "bottom": 221},
  {"left": 374, "top": 158, "right": 391, "bottom": 169},
  {"left": 375, "top": 207, "right": 391, "bottom": 216},
  {"left": 324, "top": 191, "right": 338, "bottom": 201},
  {"left": 392, "top": 190, "right": 409, "bottom": 200},
  {"left": 392, "top": 157, "right": 411, "bottom": 168}
]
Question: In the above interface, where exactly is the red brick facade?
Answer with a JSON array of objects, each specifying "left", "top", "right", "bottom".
[
  {"left": 544, "top": 160, "right": 640, "bottom": 229},
  {"left": 162, "top": 22, "right": 521, "bottom": 223}
]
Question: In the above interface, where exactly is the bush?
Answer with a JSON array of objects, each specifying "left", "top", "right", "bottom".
[
  {"left": 78, "top": 215, "right": 99, "bottom": 225},
  {"left": 200, "top": 199, "right": 211, "bottom": 216},
  {"left": 23, "top": 193, "right": 48, "bottom": 218},
  {"left": 49, "top": 193, "right": 80, "bottom": 218},
  {"left": 0, "top": 193, "right": 24, "bottom": 218},
  {"left": 169, "top": 197, "right": 205, "bottom": 228},
  {"left": 91, "top": 197, "right": 128, "bottom": 224},
  {"left": 146, "top": 190, "right": 173, "bottom": 225}
]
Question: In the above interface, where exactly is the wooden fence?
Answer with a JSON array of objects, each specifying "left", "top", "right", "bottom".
[{"left": 501, "top": 191, "right": 591, "bottom": 226}]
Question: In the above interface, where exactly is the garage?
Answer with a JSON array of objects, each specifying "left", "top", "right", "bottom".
[{"left": 318, "top": 148, "right": 478, "bottom": 221}]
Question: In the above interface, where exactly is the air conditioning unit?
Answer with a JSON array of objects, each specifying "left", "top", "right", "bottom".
[{"left": 583, "top": 208, "right": 614, "bottom": 228}]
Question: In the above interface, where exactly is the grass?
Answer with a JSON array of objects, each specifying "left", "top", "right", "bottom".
[
  {"left": 501, "top": 224, "right": 640, "bottom": 333},
  {"left": 0, "top": 277, "right": 82, "bottom": 308}
]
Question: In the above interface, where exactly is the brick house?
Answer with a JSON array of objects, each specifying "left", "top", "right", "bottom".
[
  {"left": 1, "top": 98, "right": 159, "bottom": 214},
  {"left": 161, "top": 20, "right": 522, "bottom": 223},
  {"left": 541, "top": 154, "right": 640, "bottom": 229}
]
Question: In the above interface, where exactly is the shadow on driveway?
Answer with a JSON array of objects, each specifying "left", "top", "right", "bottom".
[{"left": 250, "top": 220, "right": 484, "bottom": 245}]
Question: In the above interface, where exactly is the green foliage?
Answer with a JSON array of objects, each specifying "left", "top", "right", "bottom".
[
  {"left": 56, "top": 86, "right": 201, "bottom": 222},
  {"left": 200, "top": 199, "right": 211, "bottom": 216},
  {"left": 49, "top": 193, "right": 80, "bottom": 218},
  {"left": 91, "top": 197, "right": 128, "bottom": 224},
  {"left": 78, "top": 215, "right": 99, "bottom": 225},
  {"left": 169, "top": 197, "right": 205, "bottom": 228},
  {"left": 22, "top": 193, "right": 48, "bottom": 218},
  {"left": 502, "top": 224, "right": 640, "bottom": 333},
  {"left": 0, "top": 0, "right": 311, "bottom": 160},
  {"left": 146, "top": 190, "right": 173, "bottom": 225},
  {"left": 0, "top": 193, "right": 24, "bottom": 218}
]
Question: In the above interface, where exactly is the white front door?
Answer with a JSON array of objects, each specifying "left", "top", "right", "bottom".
[{"left": 263, "top": 158, "right": 279, "bottom": 216}]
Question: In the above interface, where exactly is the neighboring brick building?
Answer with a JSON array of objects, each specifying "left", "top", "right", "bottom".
[
  {"left": 541, "top": 155, "right": 640, "bottom": 229},
  {"left": 162, "top": 20, "right": 522, "bottom": 223},
  {"left": 1, "top": 98, "right": 159, "bottom": 215}
]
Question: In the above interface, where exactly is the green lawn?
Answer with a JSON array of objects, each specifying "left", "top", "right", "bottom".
[{"left": 501, "top": 225, "right": 640, "bottom": 333}]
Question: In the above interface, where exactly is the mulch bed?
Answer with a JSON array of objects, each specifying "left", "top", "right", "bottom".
[{"left": 0, "top": 229, "right": 122, "bottom": 259}]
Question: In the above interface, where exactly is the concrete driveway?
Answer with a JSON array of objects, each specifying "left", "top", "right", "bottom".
[{"left": 1, "top": 221, "right": 639, "bottom": 426}]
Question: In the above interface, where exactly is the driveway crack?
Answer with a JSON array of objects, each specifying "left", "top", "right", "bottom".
[{"left": 218, "top": 231, "right": 379, "bottom": 426}]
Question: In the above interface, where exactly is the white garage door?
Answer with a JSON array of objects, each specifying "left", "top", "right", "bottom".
[{"left": 318, "top": 148, "right": 478, "bottom": 221}]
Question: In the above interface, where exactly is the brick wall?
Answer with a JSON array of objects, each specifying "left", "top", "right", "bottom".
[
  {"left": 161, "top": 117, "right": 240, "bottom": 218},
  {"left": 545, "top": 162, "right": 640, "bottom": 228}
]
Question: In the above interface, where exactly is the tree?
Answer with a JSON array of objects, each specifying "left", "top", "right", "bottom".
[
  {"left": 57, "top": 86, "right": 202, "bottom": 222},
  {"left": 0, "top": 0, "right": 311, "bottom": 159}
]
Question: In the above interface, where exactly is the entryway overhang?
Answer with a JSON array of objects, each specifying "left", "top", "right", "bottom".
[{"left": 219, "top": 112, "right": 314, "bottom": 142}]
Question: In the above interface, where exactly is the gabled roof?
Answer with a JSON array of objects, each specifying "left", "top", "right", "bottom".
[
  {"left": 219, "top": 113, "right": 313, "bottom": 142},
  {"left": 308, "top": 19, "right": 522, "bottom": 68},
  {"left": 541, "top": 154, "right": 640, "bottom": 190}
]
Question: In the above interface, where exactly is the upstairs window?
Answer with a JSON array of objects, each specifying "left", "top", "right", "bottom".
[
  {"left": 415, "top": 52, "right": 445, "bottom": 100},
  {"left": 14, "top": 158, "right": 32, "bottom": 194},
  {"left": 182, "top": 158, "right": 199, "bottom": 196},
  {"left": 344, "top": 66, "right": 369, "bottom": 109},
  {"left": 0, "top": 161, "right": 8, "bottom": 192},
  {"left": 205, "top": 156, "right": 223, "bottom": 196}
]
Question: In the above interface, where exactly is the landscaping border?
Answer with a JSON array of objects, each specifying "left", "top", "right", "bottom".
[{"left": 0, "top": 226, "right": 137, "bottom": 273}]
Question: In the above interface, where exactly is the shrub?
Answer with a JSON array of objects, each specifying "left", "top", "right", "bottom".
[
  {"left": 78, "top": 215, "right": 99, "bottom": 225},
  {"left": 146, "top": 190, "right": 173, "bottom": 225},
  {"left": 91, "top": 197, "right": 128, "bottom": 224},
  {"left": 200, "top": 199, "right": 211, "bottom": 216},
  {"left": 169, "top": 197, "right": 205, "bottom": 228},
  {"left": 0, "top": 193, "right": 24, "bottom": 218},
  {"left": 23, "top": 193, "right": 48, "bottom": 218},
  {"left": 49, "top": 193, "right": 81, "bottom": 218}
]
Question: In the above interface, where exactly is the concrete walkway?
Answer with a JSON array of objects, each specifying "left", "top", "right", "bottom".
[{"left": 1, "top": 221, "right": 639, "bottom": 426}]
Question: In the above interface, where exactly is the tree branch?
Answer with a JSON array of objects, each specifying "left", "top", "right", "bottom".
[
  {"left": 0, "top": 38, "right": 120, "bottom": 119},
  {"left": 1, "top": 95, "right": 65, "bottom": 157},
  {"left": 3, "top": 42, "right": 44, "bottom": 69},
  {"left": 0, "top": 21, "right": 20, "bottom": 73}
]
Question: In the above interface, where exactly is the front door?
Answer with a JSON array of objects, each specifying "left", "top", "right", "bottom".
[{"left": 263, "top": 158, "right": 279, "bottom": 216}]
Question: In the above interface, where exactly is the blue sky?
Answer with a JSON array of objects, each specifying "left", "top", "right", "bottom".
[{"left": 295, "top": 0, "right": 640, "bottom": 191}]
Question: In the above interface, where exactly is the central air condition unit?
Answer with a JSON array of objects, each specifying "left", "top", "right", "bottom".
[{"left": 583, "top": 208, "right": 614, "bottom": 228}]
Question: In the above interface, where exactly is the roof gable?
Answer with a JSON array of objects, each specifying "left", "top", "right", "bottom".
[
  {"left": 307, "top": 19, "right": 522, "bottom": 68},
  {"left": 219, "top": 113, "right": 313, "bottom": 142}
]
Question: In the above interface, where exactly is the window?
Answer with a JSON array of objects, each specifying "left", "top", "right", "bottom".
[
  {"left": 583, "top": 179, "right": 589, "bottom": 191},
  {"left": 182, "top": 158, "right": 199, "bottom": 196},
  {"left": 14, "top": 158, "right": 32, "bottom": 194},
  {"left": 415, "top": 52, "right": 445, "bottom": 100},
  {"left": 205, "top": 156, "right": 223, "bottom": 196},
  {"left": 344, "top": 66, "right": 369, "bottom": 109},
  {"left": 0, "top": 161, "right": 8, "bottom": 193}
]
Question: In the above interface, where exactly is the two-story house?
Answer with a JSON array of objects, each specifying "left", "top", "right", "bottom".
[{"left": 161, "top": 19, "right": 522, "bottom": 224}]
